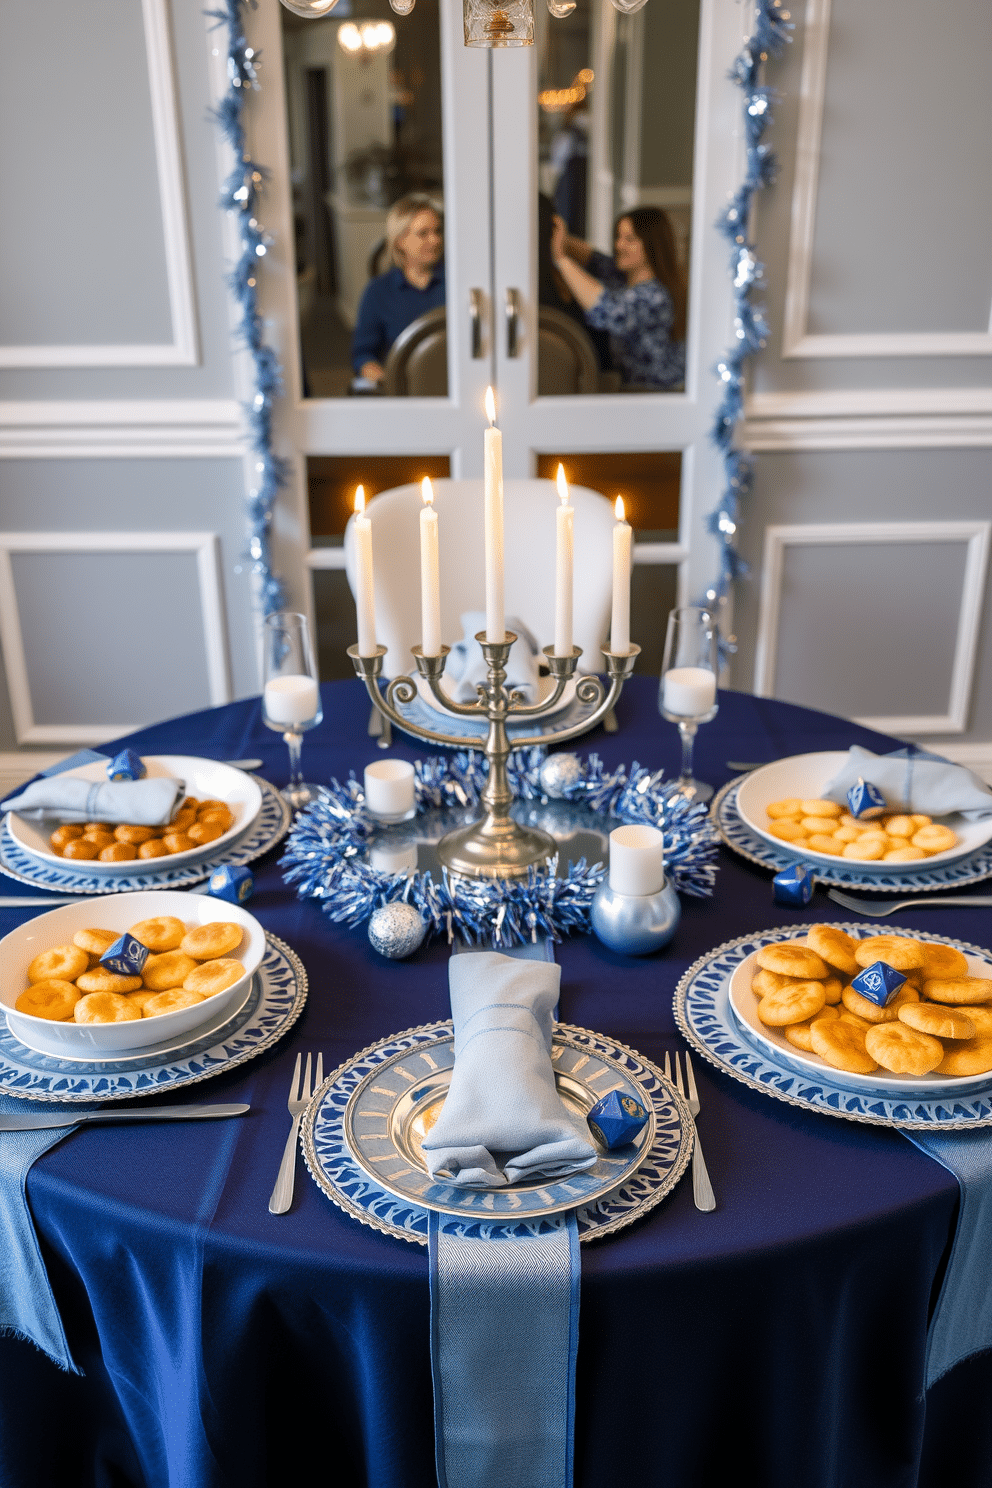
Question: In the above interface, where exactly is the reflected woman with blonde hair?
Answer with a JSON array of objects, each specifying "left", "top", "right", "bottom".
[{"left": 352, "top": 194, "right": 445, "bottom": 383}]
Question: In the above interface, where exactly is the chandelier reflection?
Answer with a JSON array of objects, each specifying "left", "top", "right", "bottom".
[{"left": 279, "top": 0, "right": 649, "bottom": 46}]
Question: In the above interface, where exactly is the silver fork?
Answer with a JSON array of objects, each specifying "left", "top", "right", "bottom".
[
  {"left": 665, "top": 1049, "right": 716, "bottom": 1212},
  {"left": 268, "top": 1051, "right": 323, "bottom": 1215},
  {"left": 827, "top": 889, "right": 992, "bottom": 918}
]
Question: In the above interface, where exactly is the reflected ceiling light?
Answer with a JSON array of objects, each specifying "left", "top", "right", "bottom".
[
  {"left": 547, "top": 0, "right": 577, "bottom": 16},
  {"left": 279, "top": 0, "right": 340, "bottom": 16},
  {"left": 337, "top": 19, "right": 397, "bottom": 52},
  {"left": 280, "top": 0, "right": 630, "bottom": 45}
]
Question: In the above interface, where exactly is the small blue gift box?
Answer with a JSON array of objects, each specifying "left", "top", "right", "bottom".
[
  {"left": 207, "top": 864, "right": 255, "bottom": 904},
  {"left": 587, "top": 1089, "right": 649, "bottom": 1149},
  {"left": 851, "top": 959, "right": 905, "bottom": 1006},
  {"left": 772, "top": 862, "right": 815, "bottom": 907},
  {"left": 99, "top": 932, "right": 149, "bottom": 978},
  {"left": 106, "top": 749, "right": 146, "bottom": 782},
  {"left": 847, "top": 777, "right": 886, "bottom": 820}
]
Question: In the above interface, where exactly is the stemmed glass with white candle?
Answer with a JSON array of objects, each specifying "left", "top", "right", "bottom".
[
  {"left": 659, "top": 606, "right": 719, "bottom": 803},
  {"left": 262, "top": 611, "right": 324, "bottom": 811}
]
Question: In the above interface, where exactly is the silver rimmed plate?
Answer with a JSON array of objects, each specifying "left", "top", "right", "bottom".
[
  {"left": 0, "top": 934, "right": 306, "bottom": 1102},
  {"left": 392, "top": 682, "right": 600, "bottom": 743},
  {"left": 0, "top": 775, "right": 291, "bottom": 895},
  {"left": 712, "top": 777, "right": 992, "bottom": 893},
  {"left": 675, "top": 923, "right": 992, "bottom": 1129},
  {"left": 302, "top": 1021, "right": 693, "bottom": 1245}
]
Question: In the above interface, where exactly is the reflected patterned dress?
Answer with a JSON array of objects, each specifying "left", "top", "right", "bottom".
[{"left": 584, "top": 251, "right": 685, "bottom": 390}]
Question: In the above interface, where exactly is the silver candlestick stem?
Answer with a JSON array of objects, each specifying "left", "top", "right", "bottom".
[{"left": 348, "top": 631, "right": 639, "bottom": 881}]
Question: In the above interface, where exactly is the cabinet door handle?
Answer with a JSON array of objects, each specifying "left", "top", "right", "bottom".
[
  {"left": 505, "top": 288, "right": 520, "bottom": 358},
  {"left": 469, "top": 288, "right": 484, "bottom": 359}
]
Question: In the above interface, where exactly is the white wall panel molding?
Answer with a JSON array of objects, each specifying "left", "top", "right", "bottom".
[
  {"left": 0, "top": 0, "right": 199, "bottom": 371},
  {"left": 781, "top": 0, "right": 992, "bottom": 361},
  {"left": 928, "top": 741, "right": 992, "bottom": 785},
  {"left": 754, "top": 521, "right": 991, "bottom": 735},
  {"left": 0, "top": 402, "right": 245, "bottom": 458},
  {"left": 743, "top": 414, "right": 992, "bottom": 452},
  {"left": 0, "top": 532, "right": 232, "bottom": 745}
]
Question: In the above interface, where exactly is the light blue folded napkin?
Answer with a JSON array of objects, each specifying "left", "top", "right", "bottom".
[
  {"left": 444, "top": 612, "right": 542, "bottom": 705},
  {"left": 823, "top": 745, "right": 992, "bottom": 820},
  {"left": 420, "top": 951, "right": 597, "bottom": 1188},
  {"left": 1, "top": 776, "right": 183, "bottom": 826}
]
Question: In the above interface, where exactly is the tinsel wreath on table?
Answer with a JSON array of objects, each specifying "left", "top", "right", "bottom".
[{"left": 280, "top": 748, "right": 719, "bottom": 949}]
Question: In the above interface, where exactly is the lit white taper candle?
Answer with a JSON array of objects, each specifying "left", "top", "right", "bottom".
[
  {"left": 483, "top": 386, "right": 505, "bottom": 642},
  {"left": 353, "top": 485, "right": 377, "bottom": 657},
  {"left": 554, "top": 463, "right": 574, "bottom": 657},
  {"left": 611, "top": 495, "right": 632, "bottom": 654},
  {"left": 419, "top": 477, "right": 441, "bottom": 657}
]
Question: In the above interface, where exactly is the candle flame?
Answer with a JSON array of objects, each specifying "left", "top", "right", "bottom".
[
  {"left": 354, "top": 485, "right": 366, "bottom": 516},
  {"left": 485, "top": 386, "right": 496, "bottom": 426},
  {"left": 556, "top": 464, "right": 569, "bottom": 505},
  {"left": 421, "top": 476, "right": 434, "bottom": 507},
  {"left": 614, "top": 495, "right": 626, "bottom": 522}
]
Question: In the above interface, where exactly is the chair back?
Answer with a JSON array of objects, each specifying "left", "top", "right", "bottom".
[
  {"left": 344, "top": 478, "right": 617, "bottom": 677},
  {"left": 381, "top": 305, "right": 601, "bottom": 397},
  {"left": 537, "top": 305, "right": 600, "bottom": 395}
]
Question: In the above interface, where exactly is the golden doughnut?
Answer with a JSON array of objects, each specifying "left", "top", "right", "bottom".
[
  {"left": 197, "top": 807, "right": 234, "bottom": 830},
  {"left": 832, "top": 825, "right": 861, "bottom": 843},
  {"left": 182, "top": 797, "right": 201, "bottom": 811},
  {"left": 837, "top": 1010, "right": 871, "bottom": 1031},
  {"left": 49, "top": 825, "right": 84, "bottom": 849},
  {"left": 899, "top": 1003, "right": 975, "bottom": 1040},
  {"left": 864, "top": 1023, "right": 943, "bottom": 1077},
  {"left": 755, "top": 944, "right": 829, "bottom": 980},
  {"left": 756, "top": 980, "right": 827, "bottom": 1027},
  {"left": 767, "top": 799, "right": 803, "bottom": 819},
  {"left": 138, "top": 839, "right": 170, "bottom": 859},
  {"left": 74, "top": 992, "right": 141, "bottom": 1025},
  {"left": 99, "top": 842, "right": 137, "bottom": 862},
  {"left": 883, "top": 815, "right": 914, "bottom": 838},
  {"left": 114, "top": 824, "right": 157, "bottom": 845},
  {"left": 801, "top": 799, "right": 842, "bottom": 818},
  {"left": 805, "top": 926, "right": 860, "bottom": 978},
  {"left": 197, "top": 800, "right": 228, "bottom": 816},
  {"left": 752, "top": 968, "right": 803, "bottom": 997},
  {"left": 911, "top": 824, "right": 958, "bottom": 854},
  {"left": 162, "top": 832, "right": 194, "bottom": 855},
  {"left": 809, "top": 1019, "right": 878, "bottom": 1074},
  {"left": 843, "top": 839, "right": 885, "bottom": 861},
  {"left": 800, "top": 816, "right": 835, "bottom": 834},
  {"left": 141, "top": 988, "right": 205, "bottom": 1017},
  {"left": 919, "top": 943, "right": 970, "bottom": 980},
  {"left": 15, "top": 980, "right": 81, "bottom": 1021},
  {"left": 936, "top": 1036, "right": 992, "bottom": 1077},
  {"left": 180, "top": 922, "right": 243, "bottom": 960},
  {"left": 76, "top": 969, "right": 143, "bottom": 994},
  {"left": 910, "top": 814, "right": 932, "bottom": 829},
  {"left": 187, "top": 821, "right": 225, "bottom": 846},
  {"left": 142, "top": 951, "right": 199, "bottom": 991},
  {"left": 127, "top": 990, "right": 164, "bottom": 1014},
  {"left": 168, "top": 808, "right": 197, "bottom": 833},
  {"left": 853, "top": 936, "right": 924, "bottom": 972},
  {"left": 923, "top": 976, "right": 992, "bottom": 1006},
  {"left": 768, "top": 821, "right": 809, "bottom": 842},
  {"left": 129, "top": 916, "right": 186, "bottom": 952},
  {"left": 784, "top": 1005, "right": 839, "bottom": 1051},
  {"left": 183, "top": 958, "right": 244, "bottom": 997},
  {"left": 822, "top": 977, "right": 843, "bottom": 1005},
  {"left": 883, "top": 847, "right": 927, "bottom": 862},
  {"left": 954, "top": 1005, "right": 992, "bottom": 1034},
  {"left": 62, "top": 838, "right": 100, "bottom": 860},
  {"left": 807, "top": 834, "right": 844, "bottom": 856},
  {"left": 840, "top": 983, "right": 919, "bottom": 1025},
  {"left": 27, "top": 943, "right": 89, "bottom": 984},
  {"left": 72, "top": 928, "right": 119, "bottom": 956}
]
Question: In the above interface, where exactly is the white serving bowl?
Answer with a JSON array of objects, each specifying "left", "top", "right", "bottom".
[
  {"left": 735, "top": 751, "right": 992, "bottom": 873},
  {"left": 0, "top": 890, "right": 266, "bottom": 1057},
  {"left": 6, "top": 756, "right": 263, "bottom": 877}
]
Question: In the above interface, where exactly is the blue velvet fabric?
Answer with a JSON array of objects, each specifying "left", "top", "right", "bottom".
[{"left": 1, "top": 679, "right": 990, "bottom": 1488}]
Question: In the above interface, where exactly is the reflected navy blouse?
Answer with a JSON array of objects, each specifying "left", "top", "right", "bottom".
[{"left": 584, "top": 251, "right": 685, "bottom": 390}]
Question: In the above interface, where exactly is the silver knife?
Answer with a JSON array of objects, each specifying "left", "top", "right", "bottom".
[{"left": 0, "top": 1102, "right": 250, "bottom": 1130}]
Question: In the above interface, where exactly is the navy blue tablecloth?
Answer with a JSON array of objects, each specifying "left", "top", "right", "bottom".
[{"left": 1, "top": 679, "right": 990, "bottom": 1488}]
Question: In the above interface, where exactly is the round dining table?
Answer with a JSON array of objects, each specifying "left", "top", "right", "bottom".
[{"left": 0, "top": 677, "right": 989, "bottom": 1488}]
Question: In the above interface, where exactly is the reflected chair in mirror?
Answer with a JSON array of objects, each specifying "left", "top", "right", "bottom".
[
  {"left": 380, "top": 306, "right": 604, "bottom": 397},
  {"left": 381, "top": 307, "right": 449, "bottom": 396},
  {"left": 344, "top": 478, "right": 618, "bottom": 742}
]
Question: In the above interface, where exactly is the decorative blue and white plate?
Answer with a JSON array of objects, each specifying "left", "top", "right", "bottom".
[
  {"left": 392, "top": 683, "right": 600, "bottom": 743},
  {"left": 302, "top": 1022, "right": 693, "bottom": 1245},
  {"left": 675, "top": 924, "right": 992, "bottom": 1130},
  {"left": 712, "top": 777, "right": 992, "bottom": 893},
  {"left": 0, "top": 934, "right": 306, "bottom": 1103},
  {"left": 0, "top": 776, "right": 291, "bottom": 896}
]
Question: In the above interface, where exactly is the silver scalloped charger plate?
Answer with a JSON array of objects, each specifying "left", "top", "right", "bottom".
[
  {"left": 0, "top": 775, "right": 291, "bottom": 895},
  {"left": 0, "top": 934, "right": 306, "bottom": 1102},
  {"left": 302, "top": 1021, "right": 693, "bottom": 1245},
  {"left": 392, "top": 683, "right": 600, "bottom": 743},
  {"left": 712, "top": 777, "right": 992, "bottom": 893},
  {"left": 674, "top": 923, "right": 992, "bottom": 1129}
]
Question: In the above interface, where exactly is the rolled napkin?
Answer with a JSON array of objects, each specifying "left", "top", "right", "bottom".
[
  {"left": 421, "top": 951, "right": 597, "bottom": 1188},
  {"left": 822, "top": 745, "right": 992, "bottom": 822},
  {"left": 444, "top": 612, "right": 542, "bottom": 705},
  {"left": 1, "top": 776, "right": 184, "bottom": 826}
]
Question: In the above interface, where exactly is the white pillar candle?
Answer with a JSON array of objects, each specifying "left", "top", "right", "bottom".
[
  {"left": 611, "top": 496, "right": 632, "bottom": 654},
  {"left": 608, "top": 823, "right": 665, "bottom": 897},
  {"left": 663, "top": 667, "right": 717, "bottom": 718},
  {"left": 353, "top": 485, "right": 377, "bottom": 657},
  {"left": 554, "top": 464, "right": 574, "bottom": 657},
  {"left": 364, "top": 759, "right": 416, "bottom": 820},
  {"left": 420, "top": 477, "right": 442, "bottom": 657},
  {"left": 263, "top": 674, "right": 320, "bottom": 727},
  {"left": 483, "top": 387, "right": 505, "bottom": 643}
]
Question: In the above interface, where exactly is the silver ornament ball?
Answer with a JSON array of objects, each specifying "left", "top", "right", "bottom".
[
  {"left": 368, "top": 902, "right": 427, "bottom": 959},
  {"left": 539, "top": 753, "right": 583, "bottom": 799}
]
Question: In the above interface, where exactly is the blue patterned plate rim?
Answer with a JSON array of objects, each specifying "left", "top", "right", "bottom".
[
  {"left": 302, "top": 1021, "right": 694, "bottom": 1245},
  {"left": 0, "top": 775, "right": 291, "bottom": 896},
  {"left": 0, "top": 932, "right": 306, "bottom": 1103},
  {"left": 674, "top": 923, "right": 992, "bottom": 1130},
  {"left": 712, "top": 777, "right": 992, "bottom": 894}
]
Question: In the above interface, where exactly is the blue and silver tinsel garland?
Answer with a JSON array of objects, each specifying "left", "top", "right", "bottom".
[
  {"left": 280, "top": 749, "right": 719, "bottom": 950},
  {"left": 702, "top": 0, "right": 792, "bottom": 612},
  {"left": 208, "top": 0, "right": 288, "bottom": 616}
]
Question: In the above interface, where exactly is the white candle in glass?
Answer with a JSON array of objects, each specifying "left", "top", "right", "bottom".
[
  {"left": 420, "top": 477, "right": 441, "bottom": 656},
  {"left": 263, "top": 674, "right": 320, "bottom": 727},
  {"left": 608, "top": 824, "right": 665, "bottom": 897},
  {"left": 611, "top": 496, "right": 632, "bottom": 654},
  {"left": 662, "top": 667, "right": 717, "bottom": 717},
  {"left": 364, "top": 759, "right": 416, "bottom": 819},
  {"left": 483, "top": 386, "right": 505, "bottom": 643},
  {"left": 554, "top": 463, "right": 574, "bottom": 657},
  {"left": 353, "top": 485, "right": 377, "bottom": 657}
]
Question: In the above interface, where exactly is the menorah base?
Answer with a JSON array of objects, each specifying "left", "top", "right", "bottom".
[{"left": 438, "top": 817, "right": 557, "bottom": 881}]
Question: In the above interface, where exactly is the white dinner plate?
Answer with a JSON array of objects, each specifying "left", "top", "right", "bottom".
[
  {"left": 735, "top": 752, "right": 992, "bottom": 873},
  {"left": 7, "top": 755, "right": 263, "bottom": 877}
]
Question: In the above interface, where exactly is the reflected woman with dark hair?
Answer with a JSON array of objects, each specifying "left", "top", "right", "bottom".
[{"left": 550, "top": 207, "right": 686, "bottom": 390}]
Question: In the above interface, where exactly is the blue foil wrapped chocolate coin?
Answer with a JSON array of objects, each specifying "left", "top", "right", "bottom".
[
  {"left": 772, "top": 862, "right": 815, "bottom": 907},
  {"left": 99, "top": 932, "right": 149, "bottom": 978},
  {"left": 847, "top": 777, "right": 886, "bottom": 820},
  {"left": 587, "top": 1089, "right": 648, "bottom": 1149},
  {"left": 851, "top": 959, "right": 906, "bottom": 1006},
  {"left": 106, "top": 749, "right": 146, "bottom": 782},
  {"left": 208, "top": 864, "right": 255, "bottom": 904}
]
